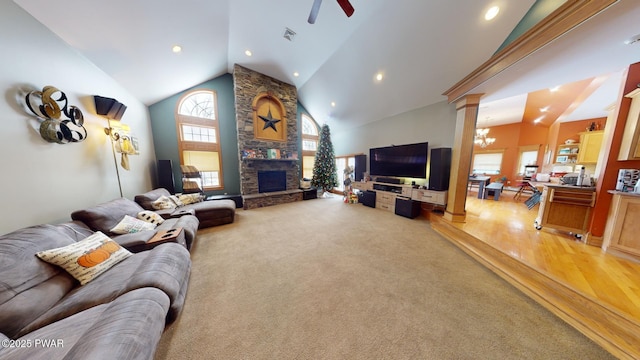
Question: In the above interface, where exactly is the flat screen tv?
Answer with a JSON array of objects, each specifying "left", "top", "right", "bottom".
[{"left": 369, "top": 142, "right": 428, "bottom": 178}]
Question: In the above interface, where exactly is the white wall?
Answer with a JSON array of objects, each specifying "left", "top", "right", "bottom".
[
  {"left": 332, "top": 100, "right": 457, "bottom": 156},
  {"left": 0, "top": 2, "right": 156, "bottom": 234},
  {"left": 331, "top": 100, "right": 456, "bottom": 186}
]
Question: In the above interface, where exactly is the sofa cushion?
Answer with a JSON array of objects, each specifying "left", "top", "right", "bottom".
[
  {"left": 110, "top": 215, "right": 156, "bottom": 234},
  {"left": 108, "top": 231, "right": 157, "bottom": 252},
  {"left": 36, "top": 232, "right": 132, "bottom": 285},
  {"left": 71, "top": 198, "right": 145, "bottom": 236},
  {"left": 0, "top": 287, "right": 169, "bottom": 360},
  {"left": 187, "top": 199, "right": 236, "bottom": 228},
  {"left": 0, "top": 222, "right": 93, "bottom": 338},
  {"left": 17, "top": 242, "right": 191, "bottom": 337},
  {"left": 157, "top": 216, "right": 199, "bottom": 250},
  {"left": 134, "top": 188, "right": 172, "bottom": 210}
]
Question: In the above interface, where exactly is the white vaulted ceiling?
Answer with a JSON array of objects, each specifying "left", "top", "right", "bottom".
[{"left": 13, "top": 0, "right": 640, "bottom": 132}]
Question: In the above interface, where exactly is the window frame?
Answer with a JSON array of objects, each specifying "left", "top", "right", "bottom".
[
  {"left": 175, "top": 89, "right": 224, "bottom": 191},
  {"left": 517, "top": 145, "right": 540, "bottom": 176},
  {"left": 301, "top": 114, "right": 319, "bottom": 180}
]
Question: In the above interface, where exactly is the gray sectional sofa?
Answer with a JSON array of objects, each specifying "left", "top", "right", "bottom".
[
  {"left": 0, "top": 196, "right": 200, "bottom": 360},
  {"left": 134, "top": 188, "right": 235, "bottom": 229},
  {"left": 71, "top": 197, "right": 200, "bottom": 251}
]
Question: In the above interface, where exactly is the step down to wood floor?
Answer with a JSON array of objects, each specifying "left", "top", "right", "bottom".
[{"left": 430, "top": 215, "right": 640, "bottom": 360}]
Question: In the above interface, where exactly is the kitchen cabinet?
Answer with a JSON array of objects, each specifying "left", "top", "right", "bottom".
[
  {"left": 618, "top": 88, "right": 640, "bottom": 160},
  {"left": 555, "top": 143, "right": 580, "bottom": 164},
  {"left": 577, "top": 130, "right": 604, "bottom": 164},
  {"left": 602, "top": 191, "right": 640, "bottom": 261},
  {"left": 535, "top": 184, "right": 596, "bottom": 236}
]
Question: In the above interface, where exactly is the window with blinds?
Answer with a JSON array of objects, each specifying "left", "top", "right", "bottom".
[
  {"left": 175, "top": 90, "right": 223, "bottom": 190},
  {"left": 472, "top": 152, "right": 503, "bottom": 175}
]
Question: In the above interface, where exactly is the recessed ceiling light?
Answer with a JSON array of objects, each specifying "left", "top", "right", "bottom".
[
  {"left": 293, "top": 71, "right": 299, "bottom": 77},
  {"left": 375, "top": 72, "right": 383, "bottom": 81},
  {"left": 540, "top": 106, "right": 550, "bottom": 112},
  {"left": 245, "top": 50, "right": 252, "bottom": 57},
  {"left": 331, "top": 101, "right": 336, "bottom": 107},
  {"left": 550, "top": 85, "right": 560, "bottom": 92},
  {"left": 534, "top": 116, "right": 544, "bottom": 123},
  {"left": 485, "top": 6, "right": 500, "bottom": 21},
  {"left": 172, "top": 45, "right": 182, "bottom": 53}
]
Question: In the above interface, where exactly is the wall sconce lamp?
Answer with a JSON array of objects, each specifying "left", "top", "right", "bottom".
[{"left": 94, "top": 95, "right": 127, "bottom": 197}]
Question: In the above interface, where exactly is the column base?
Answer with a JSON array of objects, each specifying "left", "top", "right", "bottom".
[{"left": 443, "top": 210, "right": 466, "bottom": 223}]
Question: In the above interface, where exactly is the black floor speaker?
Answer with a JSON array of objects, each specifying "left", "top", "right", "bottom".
[
  {"left": 360, "top": 190, "right": 376, "bottom": 208},
  {"left": 354, "top": 154, "right": 366, "bottom": 181},
  {"left": 395, "top": 197, "right": 421, "bottom": 218},
  {"left": 429, "top": 147, "right": 452, "bottom": 191},
  {"left": 157, "top": 159, "right": 176, "bottom": 193}
]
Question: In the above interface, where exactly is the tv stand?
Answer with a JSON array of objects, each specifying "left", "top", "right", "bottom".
[
  {"left": 372, "top": 182, "right": 412, "bottom": 195},
  {"left": 351, "top": 181, "right": 447, "bottom": 214}
]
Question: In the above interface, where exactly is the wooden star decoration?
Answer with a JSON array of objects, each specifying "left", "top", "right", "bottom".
[{"left": 258, "top": 109, "right": 281, "bottom": 132}]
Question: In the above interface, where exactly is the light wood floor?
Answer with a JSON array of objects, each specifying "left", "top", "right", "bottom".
[{"left": 429, "top": 188, "right": 640, "bottom": 359}]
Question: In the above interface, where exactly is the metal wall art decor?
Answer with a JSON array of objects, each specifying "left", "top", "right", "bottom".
[{"left": 24, "top": 85, "right": 87, "bottom": 144}]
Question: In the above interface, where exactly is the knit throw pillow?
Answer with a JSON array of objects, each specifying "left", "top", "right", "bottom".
[{"left": 36, "top": 232, "right": 132, "bottom": 285}]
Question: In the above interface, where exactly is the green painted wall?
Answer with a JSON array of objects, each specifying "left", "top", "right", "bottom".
[
  {"left": 148, "top": 73, "right": 241, "bottom": 195},
  {"left": 495, "top": 0, "right": 566, "bottom": 53},
  {"left": 149, "top": 74, "right": 314, "bottom": 195}
]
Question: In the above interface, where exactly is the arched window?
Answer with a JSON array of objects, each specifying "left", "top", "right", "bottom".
[
  {"left": 175, "top": 90, "right": 223, "bottom": 190},
  {"left": 301, "top": 114, "right": 319, "bottom": 179}
]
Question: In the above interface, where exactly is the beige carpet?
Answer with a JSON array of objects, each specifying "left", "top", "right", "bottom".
[{"left": 155, "top": 196, "right": 613, "bottom": 360}]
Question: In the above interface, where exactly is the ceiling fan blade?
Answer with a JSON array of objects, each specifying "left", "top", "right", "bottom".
[
  {"left": 336, "top": 0, "right": 354, "bottom": 17},
  {"left": 308, "top": 0, "right": 323, "bottom": 24}
]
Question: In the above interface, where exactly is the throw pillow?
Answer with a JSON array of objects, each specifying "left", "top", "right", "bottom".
[
  {"left": 110, "top": 215, "right": 156, "bottom": 234},
  {"left": 137, "top": 210, "right": 165, "bottom": 225},
  {"left": 151, "top": 195, "right": 177, "bottom": 210},
  {"left": 36, "top": 232, "right": 132, "bottom": 285},
  {"left": 178, "top": 193, "right": 203, "bottom": 205},
  {"left": 169, "top": 195, "right": 184, "bottom": 207}
]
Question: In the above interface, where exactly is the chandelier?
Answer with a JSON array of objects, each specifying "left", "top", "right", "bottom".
[{"left": 474, "top": 128, "right": 495, "bottom": 148}]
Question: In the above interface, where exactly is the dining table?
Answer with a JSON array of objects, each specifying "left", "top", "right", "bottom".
[{"left": 468, "top": 175, "right": 491, "bottom": 199}]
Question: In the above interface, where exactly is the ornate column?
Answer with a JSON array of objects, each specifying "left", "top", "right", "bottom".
[{"left": 444, "top": 94, "right": 483, "bottom": 223}]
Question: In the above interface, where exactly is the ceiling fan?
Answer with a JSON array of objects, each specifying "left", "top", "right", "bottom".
[{"left": 308, "top": 0, "right": 355, "bottom": 24}]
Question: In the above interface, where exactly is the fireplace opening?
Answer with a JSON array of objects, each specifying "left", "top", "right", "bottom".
[{"left": 258, "top": 170, "right": 286, "bottom": 193}]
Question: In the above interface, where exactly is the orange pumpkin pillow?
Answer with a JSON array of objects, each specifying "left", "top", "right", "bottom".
[{"left": 36, "top": 232, "right": 132, "bottom": 285}]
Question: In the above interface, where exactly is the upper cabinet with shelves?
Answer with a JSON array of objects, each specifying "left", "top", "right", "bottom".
[
  {"left": 555, "top": 143, "right": 580, "bottom": 164},
  {"left": 618, "top": 88, "right": 640, "bottom": 160}
]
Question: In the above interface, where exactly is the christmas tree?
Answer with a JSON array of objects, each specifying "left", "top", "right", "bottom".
[{"left": 311, "top": 124, "right": 338, "bottom": 193}]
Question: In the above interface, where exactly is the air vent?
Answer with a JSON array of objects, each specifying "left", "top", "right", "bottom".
[
  {"left": 624, "top": 33, "right": 640, "bottom": 45},
  {"left": 283, "top": 27, "right": 296, "bottom": 41}
]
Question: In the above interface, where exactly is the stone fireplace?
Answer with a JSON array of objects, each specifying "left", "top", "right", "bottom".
[{"left": 233, "top": 65, "right": 302, "bottom": 209}]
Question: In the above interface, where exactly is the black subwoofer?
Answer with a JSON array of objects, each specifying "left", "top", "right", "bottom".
[
  {"left": 395, "top": 197, "right": 421, "bottom": 218},
  {"left": 360, "top": 190, "right": 376, "bottom": 208}
]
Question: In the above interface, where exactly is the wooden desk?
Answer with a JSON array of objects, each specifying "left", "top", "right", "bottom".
[{"left": 469, "top": 176, "right": 491, "bottom": 199}]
